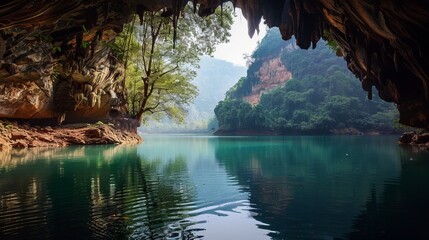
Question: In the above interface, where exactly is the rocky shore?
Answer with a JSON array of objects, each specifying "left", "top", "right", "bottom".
[
  {"left": 398, "top": 131, "right": 429, "bottom": 151},
  {"left": 0, "top": 120, "right": 142, "bottom": 150}
]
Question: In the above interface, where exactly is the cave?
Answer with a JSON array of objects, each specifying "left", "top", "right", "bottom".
[{"left": 0, "top": 0, "right": 428, "bottom": 129}]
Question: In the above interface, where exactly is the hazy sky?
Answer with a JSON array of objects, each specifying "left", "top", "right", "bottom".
[{"left": 212, "top": 8, "right": 267, "bottom": 67}]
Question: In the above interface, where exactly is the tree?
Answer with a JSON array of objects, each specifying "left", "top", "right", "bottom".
[{"left": 118, "top": 3, "right": 233, "bottom": 124}]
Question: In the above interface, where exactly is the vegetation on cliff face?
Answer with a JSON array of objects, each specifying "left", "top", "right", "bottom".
[
  {"left": 215, "top": 28, "right": 400, "bottom": 135},
  {"left": 115, "top": 3, "right": 233, "bottom": 124}
]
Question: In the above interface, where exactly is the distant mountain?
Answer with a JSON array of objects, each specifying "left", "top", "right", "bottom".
[
  {"left": 141, "top": 56, "right": 246, "bottom": 133},
  {"left": 193, "top": 56, "right": 247, "bottom": 114},
  {"left": 215, "top": 28, "right": 401, "bottom": 135}
]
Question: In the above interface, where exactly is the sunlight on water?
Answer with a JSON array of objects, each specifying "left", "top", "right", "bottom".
[{"left": 1, "top": 135, "right": 429, "bottom": 239}]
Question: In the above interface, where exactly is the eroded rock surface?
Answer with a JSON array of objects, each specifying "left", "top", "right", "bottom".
[
  {"left": 0, "top": 120, "right": 142, "bottom": 150},
  {"left": 244, "top": 57, "right": 292, "bottom": 105},
  {"left": 398, "top": 131, "right": 429, "bottom": 151},
  {"left": 0, "top": 1, "right": 129, "bottom": 124}
]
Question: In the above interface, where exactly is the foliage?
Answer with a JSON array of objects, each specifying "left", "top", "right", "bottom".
[
  {"left": 141, "top": 57, "right": 246, "bottom": 133},
  {"left": 322, "top": 30, "right": 341, "bottom": 55},
  {"left": 251, "top": 28, "right": 289, "bottom": 59},
  {"left": 115, "top": 3, "right": 233, "bottom": 123},
  {"left": 215, "top": 28, "right": 400, "bottom": 134}
]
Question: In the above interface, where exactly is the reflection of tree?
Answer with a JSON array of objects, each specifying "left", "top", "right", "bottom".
[
  {"left": 128, "top": 155, "right": 195, "bottom": 239},
  {"left": 344, "top": 149, "right": 429, "bottom": 240},
  {"left": 214, "top": 136, "right": 403, "bottom": 239},
  {"left": 0, "top": 145, "right": 195, "bottom": 239},
  {"left": 0, "top": 156, "right": 55, "bottom": 239}
]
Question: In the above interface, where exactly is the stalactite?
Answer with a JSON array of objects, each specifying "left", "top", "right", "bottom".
[
  {"left": 102, "top": 2, "right": 110, "bottom": 23},
  {"left": 86, "top": 7, "right": 98, "bottom": 29},
  {"left": 136, "top": 5, "right": 145, "bottom": 25},
  {"left": 91, "top": 40, "right": 96, "bottom": 59},
  {"left": 193, "top": 0, "right": 197, "bottom": 14},
  {"left": 393, "top": 48, "right": 399, "bottom": 72},
  {"left": 172, "top": 0, "right": 181, "bottom": 49},
  {"left": 75, "top": 32, "right": 83, "bottom": 57},
  {"left": 362, "top": 76, "right": 373, "bottom": 99},
  {"left": 368, "top": 85, "right": 373, "bottom": 100},
  {"left": 365, "top": 40, "right": 372, "bottom": 78}
]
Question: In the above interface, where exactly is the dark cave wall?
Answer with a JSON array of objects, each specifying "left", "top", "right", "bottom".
[{"left": 0, "top": 1, "right": 130, "bottom": 123}]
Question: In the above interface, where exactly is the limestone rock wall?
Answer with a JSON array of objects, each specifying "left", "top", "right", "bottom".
[{"left": 0, "top": 1, "right": 130, "bottom": 123}]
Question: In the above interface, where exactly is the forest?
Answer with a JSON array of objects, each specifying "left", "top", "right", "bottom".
[{"left": 215, "top": 28, "right": 400, "bottom": 135}]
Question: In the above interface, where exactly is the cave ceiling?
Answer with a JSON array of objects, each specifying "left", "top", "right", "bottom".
[{"left": 0, "top": 0, "right": 428, "bottom": 128}]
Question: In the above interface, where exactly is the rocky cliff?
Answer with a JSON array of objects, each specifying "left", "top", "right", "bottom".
[
  {"left": 215, "top": 32, "right": 401, "bottom": 136},
  {"left": 1, "top": 0, "right": 428, "bottom": 131},
  {"left": 235, "top": 0, "right": 429, "bottom": 129},
  {"left": 244, "top": 57, "right": 292, "bottom": 105},
  {"left": 0, "top": 1, "right": 130, "bottom": 124}
]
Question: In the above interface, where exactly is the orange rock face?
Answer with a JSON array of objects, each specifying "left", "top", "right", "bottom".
[
  {"left": 0, "top": 1, "right": 128, "bottom": 124},
  {"left": 0, "top": 81, "right": 52, "bottom": 118},
  {"left": 244, "top": 58, "right": 292, "bottom": 105},
  {"left": 0, "top": 120, "right": 142, "bottom": 150}
]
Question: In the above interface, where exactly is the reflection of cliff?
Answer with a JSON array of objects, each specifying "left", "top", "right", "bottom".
[
  {"left": 344, "top": 149, "right": 429, "bottom": 240},
  {"left": 0, "top": 144, "right": 135, "bottom": 169},
  {"left": 214, "top": 136, "right": 402, "bottom": 239}
]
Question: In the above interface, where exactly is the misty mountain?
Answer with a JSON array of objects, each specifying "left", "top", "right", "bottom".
[
  {"left": 193, "top": 56, "right": 247, "bottom": 114},
  {"left": 141, "top": 56, "right": 246, "bottom": 133}
]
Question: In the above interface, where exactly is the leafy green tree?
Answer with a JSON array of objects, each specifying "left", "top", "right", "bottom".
[{"left": 117, "top": 3, "right": 233, "bottom": 124}]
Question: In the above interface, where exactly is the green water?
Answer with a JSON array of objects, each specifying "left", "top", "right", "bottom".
[{"left": 1, "top": 135, "right": 428, "bottom": 239}]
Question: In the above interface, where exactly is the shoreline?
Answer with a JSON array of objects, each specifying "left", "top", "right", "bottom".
[
  {"left": 1, "top": 121, "right": 427, "bottom": 151},
  {"left": 0, "top": 120, "right": 142, "bottom": 150},
  {"left": 213, "top": 128, "right": 401, "bottom": 136},
  {"left": 214, "top": 129, "right": 428, "bottom": 151}
]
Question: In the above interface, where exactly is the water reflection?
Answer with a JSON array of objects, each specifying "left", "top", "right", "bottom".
[
  {"left": 0, "top": 144, "right": 197, "bottom": 239},
  {"left": 344, "top": 147, "right": 429, "bottom": 240},
  {"left": 1, "top": 136, "right": 428, "bottom": 239},
  {"left": 213, "top": 136, "right": 405, "bottom": 239},
  {"left": 136, "top": 135, "right": 270, "bottom": 239}
]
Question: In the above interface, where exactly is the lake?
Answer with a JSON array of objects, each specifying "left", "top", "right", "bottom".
[{"left": 1, "top": 135, "right": 428, "bottom": 240}]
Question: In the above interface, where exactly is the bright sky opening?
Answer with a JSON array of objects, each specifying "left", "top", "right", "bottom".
[{"left": 212, "top": 8, "right": 267, "bottom": 67}]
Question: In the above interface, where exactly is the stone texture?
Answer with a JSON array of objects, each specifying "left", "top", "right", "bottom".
[
  {"left": 244, "top": 57, "right": 292, "bottom": 105},
  {"left": 0, "top": 0, "right": 129, "bottom": 124},
  {"left": 398, "top": 131, "right": 429, "bottom": 151},
  {"left": 0, "top": 120, "right": 142, "bottom": 149}
]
